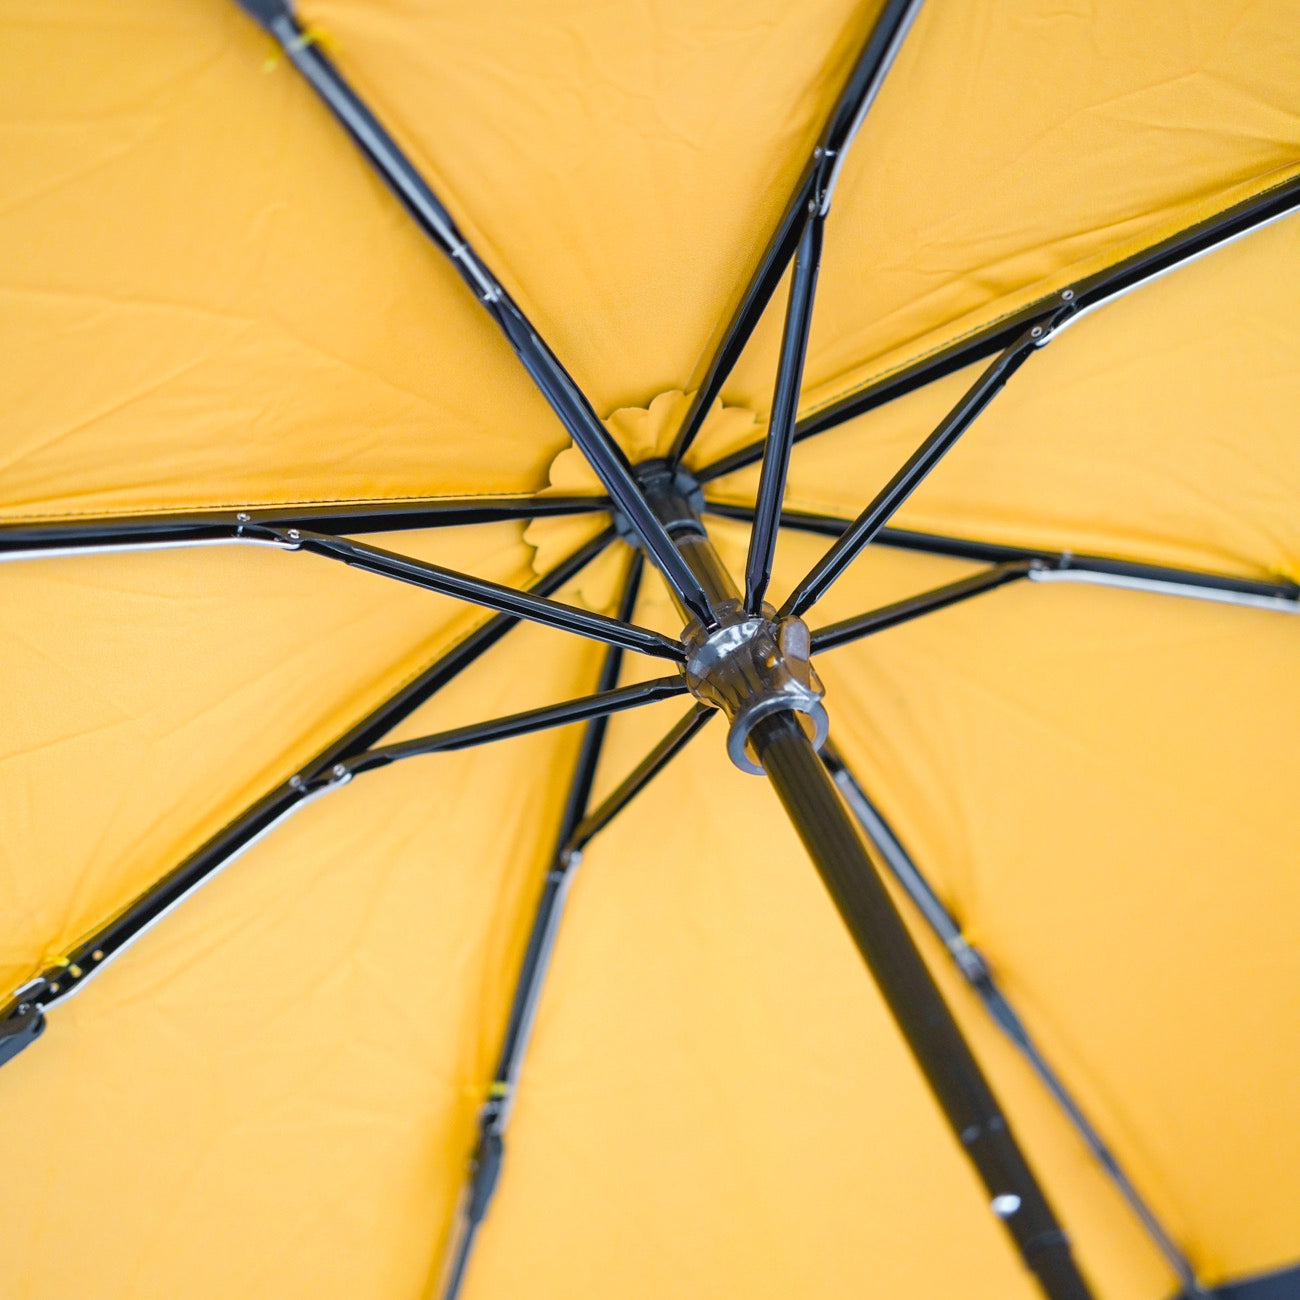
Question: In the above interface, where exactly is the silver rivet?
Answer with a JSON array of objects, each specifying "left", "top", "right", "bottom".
[
  {"left": 289, "top": 775, "right": 306, "bottom": 791},
  {"left": 331, "top": 764, "right": 348, "bottom": 780},
  {"left": 287, "top": 528, "right": 301, "bottom": 541},
  {"left": 991, "top": 1194, "right": 1021, "bottom": 1218},
  {"left": 1030, "top": 325, "right": 1044, "bottom": 338},
  {"left": 236, "top": 512, "right": 251, "bottom": 523},
  {"left": 1061, "top": 288, "right": 1075, "bottom": 301}
]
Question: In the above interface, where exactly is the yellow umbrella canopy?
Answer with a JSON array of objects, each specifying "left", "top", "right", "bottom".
[{"left": 1, "top": 0, "right": 1297, "bottom": 1296}]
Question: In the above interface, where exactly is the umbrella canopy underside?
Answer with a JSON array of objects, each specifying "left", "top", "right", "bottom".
[{"left": 1, "top": 1, "right": 1298, "bottom": 1297}]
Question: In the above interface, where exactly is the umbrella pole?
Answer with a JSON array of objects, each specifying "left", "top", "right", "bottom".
[
  {"left": 751, "top": 711, "right": 1093, "bottom": 1300},
  {"left": 644, "top": 475, "right": 1093, "bottom": 1299},
  {"left": 822, "top": 746, "right": 1208, "bottom": 1296}
]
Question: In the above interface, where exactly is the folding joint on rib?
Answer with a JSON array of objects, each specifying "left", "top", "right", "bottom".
[
  {"left": 238, "top": 518, "right": 303, "bottom": 549},
  {"left": 948, "top": 935, "right": 993, "bottom": 985},
  {"left": 1030, "top": 291, "right": 1079, "bottom": 345},
  {"left": 0, "top": 987, "right": 47, "bottom": 1069},
  {"left": 288, "top": 762, "right": 353, "bottom": 795},
  {"left": 810, "top": 145, "right": 839, "bottom": 216},
  {"left": 554, "top": 847, "right": 582, "bottom": 876}
]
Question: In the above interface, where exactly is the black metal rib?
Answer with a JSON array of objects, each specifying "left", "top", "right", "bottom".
[
  {"left": 349, "top": 676, "right": 687, "bottom": 774},
  {"left": 438, "top": 555, "right": 646, "bottom": 1300},
  {"left": 707, "top": 503, "right": 1300, "bottom": 613},
  {"left": 567, "top": 704, "right": 715, "bottom": 854},
  {"left": 876, "top": 529, "right": 1300, "bottom": 610},
  {"left": 696, "top": 171, "right": 1300, "bottom": 485},
  {"left": 810, "top": 564, "right": 1032, "bottom": 652},
  {"left": 282, "top": 529, "right": 684, "bottom": 661},
  {"left": 441, "top": 703, "right": 715, "bottom": 1300},
  {"left": 0, "top": 531, "right": 614, "bottom": 1051},
  {"left": 781, "top": 316, "right": 1068, "bottom": 618},
  {"left": 0, "top": 495, "right": 608, "bottom": 559},
  {"left": 744, "top": 213, "right": 825, "bottom": 613},
  {"left": 667, "top": 0, "right": 925, "bottom": 465},
  {"left": 822, "top": 745, "right": 1207, "bottom": 1297},
  {"left": 235, "top": 0, "right": 714, "bottom": 626}
]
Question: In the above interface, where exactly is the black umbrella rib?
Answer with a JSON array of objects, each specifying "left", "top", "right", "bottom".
[
  {"left": 668, "top": 0, "right": 925, "bottom": 465},
  {"left": 0, "top": 531, "right": 613, "bottom": 1069},
  {"left": 822, "top": 745, "right": 1209, "bottom": 1297},
  {"left": 274, "top": 529, "right": 684, "bottom": 662},
  {"left": 233, "top": 1, "right": 714, "bottom": 627},
  {"left": 743, "top": 212, "right": 825, "bottom": 613},
  {"left": 780, "top": 312, "right": 1073, "bottom": 619},
  {"left": 0, "top": 495, "right": 608, "bottom": 559},
  {"left": 809, "top": 563, "right": 1033, "bottom": 652},
  {"left": 696, "top": 170, "right": 1300, "bottom": 485},
  {"left": 347, "top": 676, "right": 686, "bottom": 774},
  {"left": 439, "top": 705, "right": 716, "bottom": 1300},
  {"left": 435, "top": 555, "right": 646, "bottom": 1300},
  {"left": 709, "top": 503, "right": 1300, "bottom": 615},
  {"left": 566, "top": 704, "right": 715, "bottom": 855}
]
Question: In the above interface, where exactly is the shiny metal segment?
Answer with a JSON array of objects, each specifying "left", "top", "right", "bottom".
[
  {"left": 0, "top": 537, "right": 294, "bottom": 562},
  {"left": 1027, "top": 565, "right": 1300, "bottom": 614}
]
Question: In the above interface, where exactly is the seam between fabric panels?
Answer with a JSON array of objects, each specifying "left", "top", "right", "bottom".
[{"left": 796, "top": 161, "right": 1300, "bottom": 427}]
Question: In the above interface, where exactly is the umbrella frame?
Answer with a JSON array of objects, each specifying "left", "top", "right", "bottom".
[{"left": 2, "top": 1, "right": 1297, "bottom": 1297}]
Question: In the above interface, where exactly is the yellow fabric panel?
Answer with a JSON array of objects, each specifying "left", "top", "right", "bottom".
[
  {"left": 0, "top": 520, "right": 1294, "bottom": 1296},
  {"left": 460, "top": 707, "right": 1042, "bottom": 1300},
  {"left": 299, "top": 0, "right": 875, "bottom": 412},
  {"left": 794, "top": 541, "right": 1300, "bottom": 1284},
  {"left": 721, "top": 2, "right": 1300, "bottom": 425},
  {"left": 0, "top": 523, "right": 542, "bottom": 993},
  {"left": 712, "top": 213, "right": 1300, "bottom": 582},
  {"left": 641, "top": 520, "right": 1299, "bottom": 1288},
  {"left": 0, "top": 563, "right": 612, "bottom": 1299},
  {"left": 0, "top": 0, "right": 564, "bottom": 522}
]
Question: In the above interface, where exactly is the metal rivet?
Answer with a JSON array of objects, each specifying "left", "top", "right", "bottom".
[
  {"left": 991, "top": 1194, "right": 1021, "bottom": 1218},
  {"left": 68, "top": 964, "right": 82, "bottom": 978},
  {"left": 289, "top": 775, "right": 306, "bottom": 791},
  {"left": 331, "top": 764, "right": 348, "bottom": 780},
  {"left": 92, "top": 950, "right": 104, "bottom": 962},
  {"left": 236, "top": 512, "right": 251, "bottom": 523},
  {"left": 49, "top": 983, "right": 60, "bottom": 994},
  {"left": 1030, "top": 325, "right": 1044, "bottom": 338},
  {"left": 1061, "top": 288, "right": 1075, "bottom": 301},
  {"left": 287, "top": 528, "right": 301, "bottom": 541}
]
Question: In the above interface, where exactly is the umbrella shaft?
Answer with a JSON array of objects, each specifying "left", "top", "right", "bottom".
[
  {"left": 625, "top": 452, "right": 1090, "bottom": 1296},
  {"left": 751, "top": 711, "right": 1092, "bottom": 1300}
]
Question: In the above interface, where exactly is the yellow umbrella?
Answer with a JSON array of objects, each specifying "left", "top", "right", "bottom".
[{"left": 1, "top": 1, "right": 1297, "bottom": 1296}]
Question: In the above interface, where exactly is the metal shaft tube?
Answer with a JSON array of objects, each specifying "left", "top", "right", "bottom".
[
  {"left": 823, "top": 746, "right": 1206, "bottom": 1296},
  {"left": 749, "top": 711, "right": 1093, "bottom": 1300}
]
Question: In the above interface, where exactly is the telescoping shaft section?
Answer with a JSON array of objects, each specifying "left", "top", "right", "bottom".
[{"left": 634, "top": 464, "right": 1094, "bottom": 1300}]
